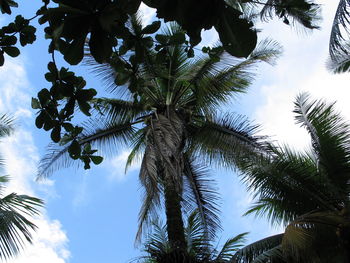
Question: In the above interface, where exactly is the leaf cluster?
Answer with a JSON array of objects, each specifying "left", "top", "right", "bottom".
[{"left": 0, "top": 15, "right": 36, "bottom": 65}]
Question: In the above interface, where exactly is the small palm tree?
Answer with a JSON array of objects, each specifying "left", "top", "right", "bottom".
[
  {"left": 38, "top": 20, "right": 280, "bottom": 254},
  {"left": 137, "top": 210, "right": 248, "bottom": 263},
  {"left": 233, "top": 93, "right": 350, "bottom": 262},
  {"left": 0, "top": 114, "right": 43, "bottom": 260}
]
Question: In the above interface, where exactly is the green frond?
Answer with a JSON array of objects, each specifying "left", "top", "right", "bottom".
[
  {"left": 329, "top": 0, "right": 350, "bottom": 64},
  {"left": 185, "top": 209, "right": 211, "bottom": 257},
  {"left": 250, "top": 246, "right": 284, "bottom": 263},
  {"left": 128, "top": 12, "right": 144, "bottom": 36},
  {"left": 0, "top": 114, "right": 14, "bottom": 166},
  {"left": 215, "top": 232, "right": 248, "bottom": 261},
  {"left": 232, "top": 234, "right": 283, "bottom": 262},
  {"left": 187, "top": 40, "right": 281, "bottom": 111},
  {"left": 190, "top": 113, "right": 265, "bottom": 168},
  {"left": 260, "top": 0, "right": 320, "bottom": 30},
  {"left": 83, "top": 54, "right": 133, "bottom": 97},
  {"left": 125, "top": 128, "right": 147, "bottom": 173},
  {"left": 240, "top": 144, "right": 336, "bottom": 225},
  {"left": 281, "top": 211, "right": 350, "bottom": 262},
  {"left": 182, "top": 157, "right": 221, "bottom": 240},
  {"left": 0, "top": 114, "right": 14, "bottom": 138},
  {"left": 248, "top": 38, "right": 282, "bottom": 66},
  {"left": 37, "top": 118, "right": 137, "bottom": 179},
  {"left": 327, "top": 42, "right": 350, "bottom": 73},
  {"left": 294, "top": 93, "right": 350, "bottom": 196},
  {"left": 0, "top": 183, "right": 43, "bottom": 260},
  {"left": 136, "top": 144, "right": 162, "bottom": 244},
  {"left": 92, "top": 97, "right": 150, "bottom": 122}
]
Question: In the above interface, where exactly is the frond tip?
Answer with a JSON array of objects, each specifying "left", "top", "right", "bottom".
[{"left": 0, "top": 176, "right": 43, "bottom": 260}]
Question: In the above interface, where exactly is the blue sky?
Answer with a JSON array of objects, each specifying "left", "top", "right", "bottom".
[{"left": 0, "top": 1, "right": 349, "bottom": 263}]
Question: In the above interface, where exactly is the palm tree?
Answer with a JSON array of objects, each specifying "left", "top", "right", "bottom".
[
  {"left": 137, "top": 210, "right": 248, "bottom": 263},
  {"left": 38, "top": 20, "right": 280, "bottom": 256},
  {"left": 232, "top": 93, "right": 350, "bottom": 262},
  {"left": 0, "top": 114, "right": 43, "bottom": 260}
]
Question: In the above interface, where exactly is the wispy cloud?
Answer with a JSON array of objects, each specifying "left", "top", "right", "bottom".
[
  {"left": 0, "top": 59, "right": 70, "bottom": 263},
  {"left": 254, "top": 0, "right": 350, "bottom": 150},
  {"left": 104, "top": 150, "right": 140, "bottom": 182}
]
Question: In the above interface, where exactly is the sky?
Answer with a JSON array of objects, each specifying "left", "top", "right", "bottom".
[{"left": 0, "top": 1, "right": 348, "bottom": 263}]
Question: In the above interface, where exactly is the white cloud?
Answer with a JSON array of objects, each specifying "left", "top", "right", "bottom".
[
  {"left": 104, "top": 150, "right": 140, "bottom": 182},
  {"left": 0, "top": 59, "right": 70, "bottom": 263},
  {"left": 253, "top": 0, "right": 350, "bottom": 150},
  {"left": 139, "top": 3, "right": 156, "bottom": 26}
]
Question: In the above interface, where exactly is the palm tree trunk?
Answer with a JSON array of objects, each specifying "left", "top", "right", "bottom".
[
  {"left": 153, "top": 112, "right": 187, "bottom": 253},
  {"left": 164, "top": 174, "right": 187, "bottom": 251}
]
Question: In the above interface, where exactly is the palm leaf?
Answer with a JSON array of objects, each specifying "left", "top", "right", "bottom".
[
  {"left": 215, "top": 232, "right": 248, "bottom": 261},
  {"left": 190, "top": 113, "right": 265, "bottom": 168},
  {"left": 92, "top": 98, "right": 150, "bottom": 122},
  {"left": 260, "top": 0, "right": 320, "bottom": 30},
  {"left": 327, "top": 41, "right": 350, "bottom": 73},
  {"left": 232, "top": 234, "right": 283, "bottom": 262},
  {"left": 0, "top": 114, "right": 14, "bottom": 167},
  {"left": 241, "top": 144, "right": 336, "bottom": 225},
  {"left": 294, "top": 93, "right": 350, "bottom": 196},
  {"left": 136, "top": 143, "right": 162, "bottom": 244},
  {"left": 329, "top": 0, "right": 350, "bottom": 66},
  {"left": 188, "top": 40, "right": 281, "bottom": 111},
  {"left": 0, "top": 114, "right": 14, "bottom": 138},
  {"left": 0, "top": 180, "right": 43, "bottom": 260},
  {"left": 38, "top": 118, "right": 137, "bottom": 178},
  {"left": 182, "top": 156, "right": 221, "bottom": 240},
  {"left": 251, "top": 245, "right": 284, "bottom": 263}
]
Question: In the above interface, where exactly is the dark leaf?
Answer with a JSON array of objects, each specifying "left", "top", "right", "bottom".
[
  {"left": 37, "top": 88, "right": 51, "bottom": 106},
  {"left": 51, "top": 126, "right": 61, "bottom": 143},
  {"left": 214, "top": 6, "right": 257, "bottom": 58},
  {"left": 141, "top": 21, "right": 161, "bottom": 34},
  {"left": 68, "top": 140, "right": 81, "bottom": 159},
  {"left": 3, "top": 46, "right": 20, "bottom": 57},
  {"left": 63, "top": 36, "right": 86, "bottom": 65},
  {"left": 89, "top": 28, "right": 113, "bottom": 63},
  {"left": 90, "top": 155, "right": 103, "bottom": 165},
  {"left": 78, "top": 101, "right": 92, "bottom": 116}
]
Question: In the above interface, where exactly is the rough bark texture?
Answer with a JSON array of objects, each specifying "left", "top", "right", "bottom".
[
  {"left": 153, "top": 110, "right": 187, "bottom": 252},
  {"left": 164, "top": 174, "right": 187, "bottom": 250}
]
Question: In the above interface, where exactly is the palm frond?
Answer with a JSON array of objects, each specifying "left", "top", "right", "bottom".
[
  {"left": 215, "top": 232, "right": 248, "bottom": 261},
  {"left": 190, "top": 113, "right": 265, "bottom": 168},
  {"left": 136, "top": 143, "right": 162, "bottom": 244},
  {"left": 0, "top": 114, "right": 14, "bottom": 167},
  {"left": 241, "top": 144, "right": 336, "bottom": 225},
  {"left": 329, "top": 0, "right": 350, "bottom": 66},
  {"left": 125, "top": 128, "right": 147, "bottom": 173},
  {"left": 37, "top": 118, "right": 137, "bottom": 179},
  {"left": 282, "top": 211, "right": 349, "bottom": 262},
  {"left": 184, "top": 210, "right": 209, "bottom": 254},
  {"left": 232, "top": 234, "right": 283, "bottom": 262},
  {"left": 92, "top": 98, "right": 150, "bottom": 122},
  {"left": 189, "top": 40, "right": 281, "bottom": 111},
  {"left": 0, "top": 114, "right": 14, "bottom": 138},
  {"left": 260, "top": 0, "right": 320, "bottom": 30},
  {"left": 182, "top": 156, "right": 221, "bottom": 240},
  {"left": 83, "top": 54, "right": 133, "bottom": 97},
  {"left": 251, "top": 246, "right": 284, "bottom": 263},
  {"left": 294, "top": 92, "right": 350, "bottom": 196},
  {"left": 0, "top": 185, "right": 43, "bottom": 260},
  {"left": 327, "top": 42, "right": 350, "bottom": 73},
  {"left": 248, "top": 38, "right": 282, "bottom": 66}
]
